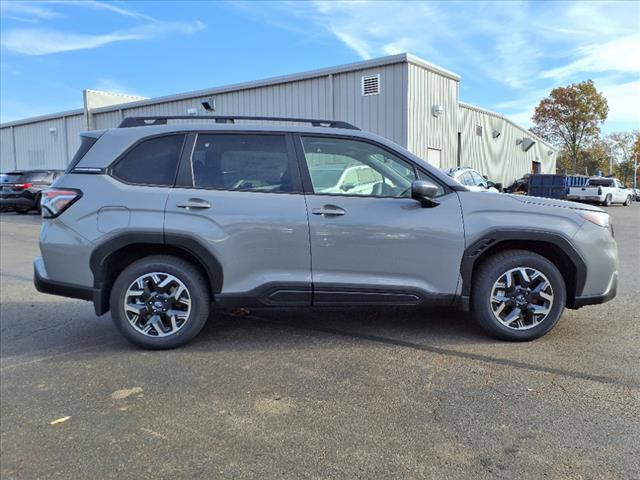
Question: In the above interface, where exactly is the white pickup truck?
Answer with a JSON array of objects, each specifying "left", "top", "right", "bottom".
[{"left": 567, "top": 177, "right": 633, "bottom": 206}]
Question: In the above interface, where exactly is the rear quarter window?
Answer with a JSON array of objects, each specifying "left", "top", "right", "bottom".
[
  {"left": 67, "top": 136, "right": 99, "bottom": 172},
  {"left": 111, "top": 135, "right": 185, "bottom": 186}
]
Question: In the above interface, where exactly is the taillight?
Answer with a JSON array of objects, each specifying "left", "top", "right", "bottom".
[
  {"left": 41, "top": 188, "right": 82, "bottom": 218},
  {"left": 12, "top": 182, "right": 32, "bottom": 191},
  {"left": 598, "top": 187, "right": 603, "bottom": 195}
]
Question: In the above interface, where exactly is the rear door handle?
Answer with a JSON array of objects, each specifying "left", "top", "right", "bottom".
[
  {"left": 176, "top": 198, "right": 211, "bottom": 209},
  {"left": 311, "top": 204, "right": 346, "bottom": 216}
]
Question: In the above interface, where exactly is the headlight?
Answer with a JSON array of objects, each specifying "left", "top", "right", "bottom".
[{"left": 578, "top": 210, "right": 610, "bottom": 229}]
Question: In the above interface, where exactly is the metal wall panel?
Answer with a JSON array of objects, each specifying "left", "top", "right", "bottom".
[
  {"left": 333, "top": 63, "right": 407, "bottom": 147},
  {"left": 1, "top": 127, "right": 15, "bottom": 171},
  {"left": 94, "top": 110, "right": 122, "bottom": 130},
  {"left": 64, "top": 113, "right": 86, "bottom": 162},
  {"left": 13, "top": 118, "right": 68, "bottom": 170},
  {"left": 458, "top": 103, "right": 557, "bottom": 187},
  {"left": 407, "top": 63, "right": 459, "bottom": 165},
  {"left": 1, "top": 113, "right": 85, "bottom": 169}
]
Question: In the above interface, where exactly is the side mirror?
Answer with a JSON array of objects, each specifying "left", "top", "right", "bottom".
[
  {"left": 341, "top": 183, "right": 355, "bottom": 192},
  {"left": 411, "top": 180, "right": 440, "bottom": 208}
]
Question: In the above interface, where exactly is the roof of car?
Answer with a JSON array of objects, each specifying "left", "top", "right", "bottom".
[{"left": 76, "top": 120, "right": 467, "bottom": 192}]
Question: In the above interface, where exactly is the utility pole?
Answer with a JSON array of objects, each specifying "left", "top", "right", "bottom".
[{"left": 634, "top": 151, "right": 638, "bottom": 193}]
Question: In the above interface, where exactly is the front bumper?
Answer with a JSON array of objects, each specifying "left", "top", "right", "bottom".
[{"left": 570, "top": 271, "right": 617, "bottom": 308}]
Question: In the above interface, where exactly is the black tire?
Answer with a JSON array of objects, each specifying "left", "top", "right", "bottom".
[
  {"left": 623, "top": 196, "right": 631, "bottom": 206},
  {"left": 110, "top": 255, "right": 211, "bottom": 349},
  {"left": 471, "top": 250, "right": 566, "bottom": 341},
  {"left": 35, "top": 194, "right": 42, "bottom": 214},
  {"left": 603, "top": 194, "right": 612, "bottom": 207}
]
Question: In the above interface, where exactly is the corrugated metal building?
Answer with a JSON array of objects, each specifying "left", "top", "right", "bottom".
[{"left": 0, "top": 53, "right": 556, "bottom": 186}]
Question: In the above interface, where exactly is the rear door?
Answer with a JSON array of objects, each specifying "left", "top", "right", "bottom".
[
  {"left": 164, "top": 132, "right": 311, "bottom": 303},
  {"left": 296, "top": 134, "right": 464, "bottom": 305}
]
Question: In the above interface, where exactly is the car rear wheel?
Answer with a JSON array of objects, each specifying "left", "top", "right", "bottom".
[
  {"left": 110, "top": 255, "right": 210, "bottom": 349},
  {"left": 471, "top": 250, "right": 566, "bottom": 341},
  {"left": 603, "top": 194, "right": 612, "bottom": 207}
]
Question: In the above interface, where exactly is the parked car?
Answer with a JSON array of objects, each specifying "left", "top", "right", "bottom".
[
  {"left": 505, "top": 174, "right": 530, "bottom": 195},
  {"left": 442, "top": 167, "right": 500, "bottom": 192},
  {"left": 567, "top": 177, "right": 633, "bottom": 206},
  {"left": 309, "top": 164, "right": 382, "bottom": 195},
  {"left": 631, "top": 188, "right": 640, "bottom": 201},
  {"left": 34, "top": 116, "right": 618, "bottom": 349},
  {"left": 0, "top": 170, "right": 64, "bottom": 213}
]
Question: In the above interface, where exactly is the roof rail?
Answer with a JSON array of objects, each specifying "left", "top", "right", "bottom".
[{"left": 117, "top": 115, "right": 360, "bottom": 130}]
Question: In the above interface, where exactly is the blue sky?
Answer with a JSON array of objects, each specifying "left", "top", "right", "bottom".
[{"left": 1, "top": 0, "right": 639, "bottom": 132}]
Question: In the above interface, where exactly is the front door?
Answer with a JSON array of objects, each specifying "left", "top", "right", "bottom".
[
  {"left": 296, "top": 135, "right": 465, "bottom": 306},
  {"left": 164, "top": 132, "right": 312, "bottom": 304}
]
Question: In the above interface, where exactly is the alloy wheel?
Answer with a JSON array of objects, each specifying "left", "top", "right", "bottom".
[
  {"left": 490, "top": 267, "right": 554, "bottom": 330},
  {"left": 123, "top": 272, "right": 191, "bottom": 337}
]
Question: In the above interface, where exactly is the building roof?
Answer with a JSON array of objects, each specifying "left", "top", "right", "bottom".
[{"left": 1, "top": 53, "right": 460, "bottom": 128}]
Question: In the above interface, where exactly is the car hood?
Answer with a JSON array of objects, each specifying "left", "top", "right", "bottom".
[{"left": 507, "top": 194, "right": 605, "bottom": 213}]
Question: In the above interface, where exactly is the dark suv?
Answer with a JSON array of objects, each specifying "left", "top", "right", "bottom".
[{"left": 0, "top": 170, "right": 64, "bottom": 214}]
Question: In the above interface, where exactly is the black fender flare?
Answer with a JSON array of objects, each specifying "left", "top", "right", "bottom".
[
  {"left": 459, "top": 229, "right": 587, "bottom": 307},
  {"left": 89, "top": 232, "right": 223, "bottom": 315}
]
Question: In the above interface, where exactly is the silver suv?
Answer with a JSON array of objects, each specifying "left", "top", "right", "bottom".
[{"left": 34, "top": 116, "right": 618, "bottom": 349}]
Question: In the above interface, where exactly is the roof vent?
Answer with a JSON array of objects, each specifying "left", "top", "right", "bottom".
[{"left": 362, "top": 74, "right": 380, "bottom": 96}]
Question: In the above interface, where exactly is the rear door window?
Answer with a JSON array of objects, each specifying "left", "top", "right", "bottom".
[
  {"left": 191, "top": 134, "right": 294, "bottom": 193},
  {"left": 112, "top": 135, "right": 185, "bottom": 186}
]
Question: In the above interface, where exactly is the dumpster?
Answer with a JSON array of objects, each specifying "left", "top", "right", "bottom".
[{"left": 528, "top": 174, "right": 589, "bottom": 200}]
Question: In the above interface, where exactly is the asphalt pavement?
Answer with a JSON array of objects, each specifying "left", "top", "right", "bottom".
[{"left": 1, "top": 204, "right": 639, "bottom": 479}]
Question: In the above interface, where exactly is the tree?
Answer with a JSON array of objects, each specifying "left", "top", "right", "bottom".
[
  {"left": 555, "top": 141, "right": 609, "bottom": 176},
  {"left": 531, "top": 80, "right": 608, "bottom": 174},
  {"left": 607, "top": 131, "right": 638, "bottom": 186}
]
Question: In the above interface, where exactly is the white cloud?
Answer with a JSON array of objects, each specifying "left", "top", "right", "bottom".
[
  {"left": 600, "top": 79, "right": 640, "bottom": 128},
  {"left": 93, "top": 79, "right": 140, "bottom": 96},
  {"left": 0, "top": 1, "right": 61, "bottom": 22},
  {"left": 540, "top": 35, "right": 640, "bottom": 80},
  {"left": 1, "top": 21, "right": 205, "bottom": 55},
  {"left": 331, "top": 27, "right": 372, "bottom": 60},
  {"left": 1, "top": 1, "right": 205, "bottom": 55}
]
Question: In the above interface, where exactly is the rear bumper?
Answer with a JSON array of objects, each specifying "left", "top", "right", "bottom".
[
  {"left": 34, "top": 257, "right": 105, "bottom": 314},
  {"left": 0, "top": 197, "right": 35, "bottom": 209},
  {"left": 566, "top": 195, "right": 603, "bottom": 203}
]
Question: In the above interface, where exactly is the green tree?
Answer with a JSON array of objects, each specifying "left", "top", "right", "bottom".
[
  {"left": 556, "top": 141, "right": 609, "bottom": 176},
  {"left": 607, "top": 131, "right": 637, "bottom": 186},
  {"left": 531, "top": 80, "right": 608, "bottom": 174}
]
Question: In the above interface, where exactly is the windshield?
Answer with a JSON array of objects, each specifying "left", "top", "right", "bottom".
[{"left": 0, "top": 173, "right": 22, "bottom": 184}]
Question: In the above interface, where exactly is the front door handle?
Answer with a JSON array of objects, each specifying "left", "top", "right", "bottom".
[
  {"left": 176, "top": 198, "right": 211, "bottom": 209},
  {"left": 311, "top": 204, "right": 346, "bottom": 216}
]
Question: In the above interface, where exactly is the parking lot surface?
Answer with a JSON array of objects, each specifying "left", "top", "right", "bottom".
[{"left": 1, "top": 205, "right": 639, "bottom": 479}]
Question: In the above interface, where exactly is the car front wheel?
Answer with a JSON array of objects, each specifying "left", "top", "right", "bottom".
[
  {"left": 471, "top": 250, "right": 566, "bottom": 341},
  {"left": 110, "top": 255, "right": 211, "bottom": 349}
]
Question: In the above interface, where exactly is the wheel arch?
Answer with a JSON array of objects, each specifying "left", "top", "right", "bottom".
[
  {"left": 89, "top": 233, "right": 223, "bottom": 315},
  {"left": 459, "top": 230, "right": 587, "bottom": 310}
]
